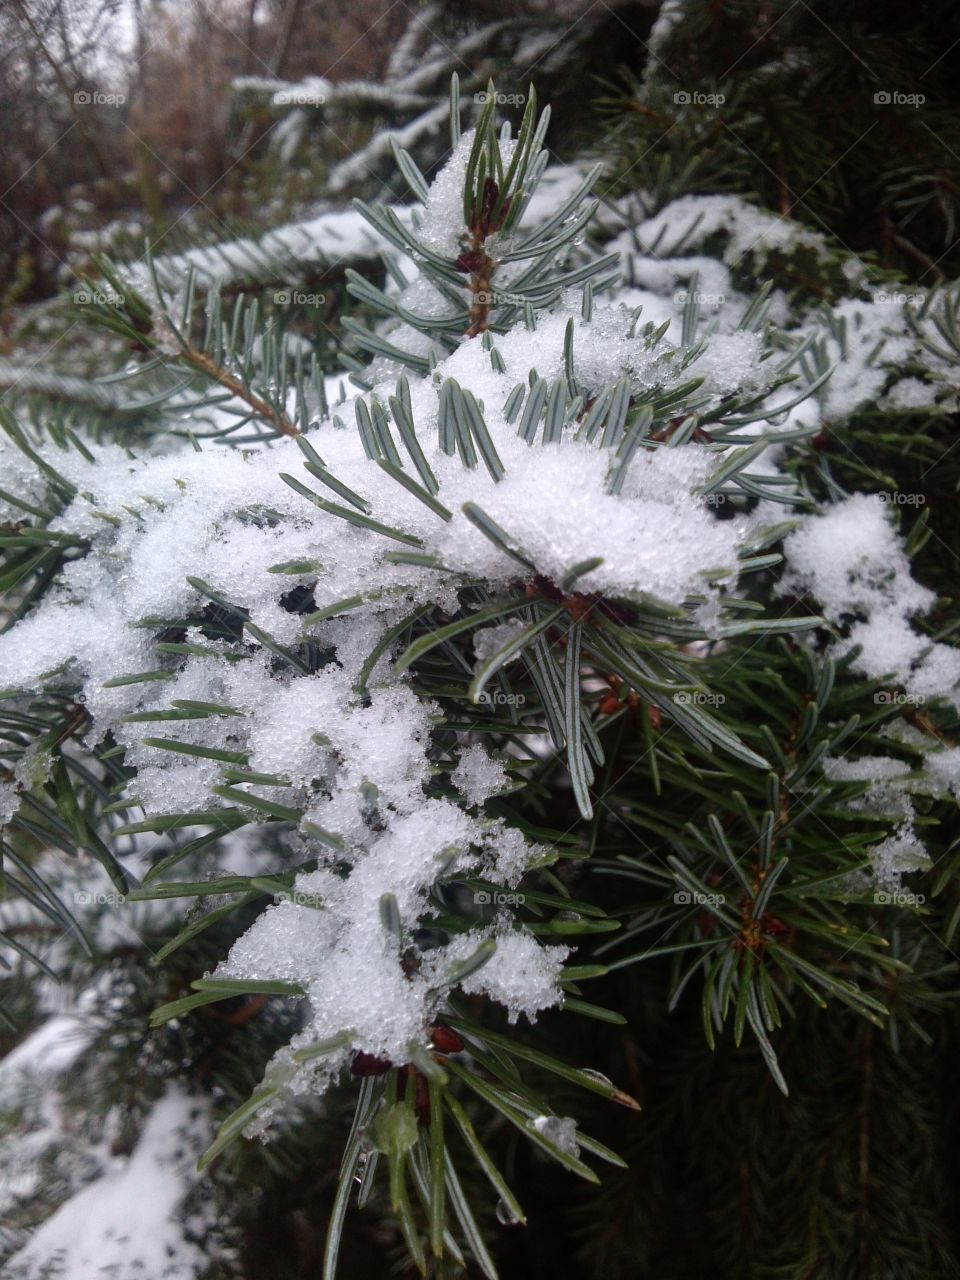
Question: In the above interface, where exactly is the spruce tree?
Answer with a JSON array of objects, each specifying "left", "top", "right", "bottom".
[{"left": 1, "top": 33, "right": 960, "bottom": 1280}]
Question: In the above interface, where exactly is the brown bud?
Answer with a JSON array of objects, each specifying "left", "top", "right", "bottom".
[
  {"left": 482, "top": 177, "right": 498, "bottom": 203},
  {"left": 532, "top": 574, "right": 565, "bottom": 604},
  {"left": 455, "top": 250, "right": 488, "bottom": 274},
  {"left": 761, "top": 913, "right": 790, "bottom": 937},
  {"left": 350, "top": 1051, "right": 393, "bottom": 1077},
  {"left": 429, "top": 1024, "right": 464, "bottom": 1054}
]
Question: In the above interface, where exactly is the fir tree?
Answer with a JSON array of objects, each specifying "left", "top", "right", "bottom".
[{"left": 1, "top": 29, "right": 960, "bottom": 1280}]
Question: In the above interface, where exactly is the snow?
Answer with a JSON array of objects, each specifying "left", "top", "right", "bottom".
[
  {"left": 473, "top": 619, "right": 530, "bottom": 665},
  {"left": 458, "top": 930, "right": 569, "bottom": 1022},
  {"left": 922, "top": 746, "right": 960, "bottom": 797},
  {"left": 0, "top": 1012, "right": 103, "bottom": 1245},
  {"left": 218, "top": 793, "right": 553, "bottom": 1078},
  {"left": 0, "top": 282, "right": 785, "bottom": 718},
  {"left": 532, "top": 1114, "right": 580, "bottom": 1158},
  {"left": 868, "top": 826, "right": 930, "bottom": 889},
  {"left": 626, "top": 193, "right": 844, "bottom": 279},
  {"left": 821, "top": 739, "right": 960, "bottom": 890},
  {"left": 424, "top": 928, "right": 569, "bottom": 1026},
  {"left": 611, "top": 195, "right": 960, "bottom": 427},
  {"left": 687, "top": 330, "right": 766, "bottom": 396},
  {"left": 824, "top": 756, "right": 913, "bottom": 785},
  {"left": 0, "top": 777, "right": 17, "bottom": 825},
  {"left": 882, "top": 375, "right": 940, "bottom": 411},
  {"left": 416, "top": 130, "right": 482, "bottom": 258},
  {"left": 452, "top": 743, "right": 510, "bottom": 805},
  {"left": 4, "top": 1089, "right": 214, "bottom": 1280},
  {"left": 131, "top": 203, "right": 403, "bottom": 294},
  {"left": 328, "top": 101, "right": 450, "bottom": 195},
  {"left": 823, "top": 754, "right": 930, "bottom": 889},
  {"left": 779, "top": 494, "right": 960, "bottom": 706},
  {"left": 0, "top": 1016, "right": 94, "bottom": 1083}
]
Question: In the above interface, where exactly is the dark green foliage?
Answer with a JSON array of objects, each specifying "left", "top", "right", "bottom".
[{"left": 598, "top": 0, "right": 960, "bottom": 283}]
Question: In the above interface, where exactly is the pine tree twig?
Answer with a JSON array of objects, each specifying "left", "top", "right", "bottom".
[
  {"left": 179, "top": 346, "right": 300, "bottom": 437},
  {"left": 459, "top": 177, "right": 509, "bottom": 338},
  {"left": 50, "top": 703, "right": 91, "bottom": 748}
]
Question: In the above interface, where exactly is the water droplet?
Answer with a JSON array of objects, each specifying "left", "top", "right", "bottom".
[
  {"left": 580, "top": 1068, "right": 613, "bottom": 1088},
  {"left": 496, "top": 1198, "right": 522, "bottom": 1225}
]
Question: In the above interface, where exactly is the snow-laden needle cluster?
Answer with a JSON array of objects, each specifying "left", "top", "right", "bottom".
[{"left": 1, "top": 82, "right": 959, "bottom": 1139}]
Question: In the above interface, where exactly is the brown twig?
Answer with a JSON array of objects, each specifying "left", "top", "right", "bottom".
[
  {"left": 180, "top": 346, "right": 299, "bottom": 437},
  {"left": 458, "top": 177, "right": 510, "bottom": 339}
]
